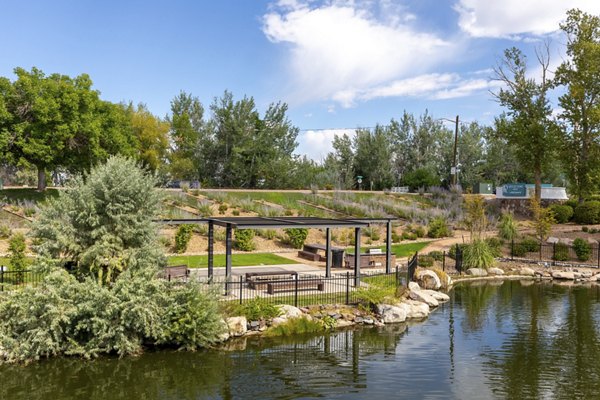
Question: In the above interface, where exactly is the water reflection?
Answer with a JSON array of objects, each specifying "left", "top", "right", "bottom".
[{"left": 3, "top": 281, "right": 600, "bottom": 399}]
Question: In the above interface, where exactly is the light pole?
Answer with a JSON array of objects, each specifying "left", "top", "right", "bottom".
[{"left": 438, "top": 115, "right": 460, "bottom": 186}]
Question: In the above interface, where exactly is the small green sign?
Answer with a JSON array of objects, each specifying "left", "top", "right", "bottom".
[{"left": 502, "top": 183, "right": 526, "bottom": 197}]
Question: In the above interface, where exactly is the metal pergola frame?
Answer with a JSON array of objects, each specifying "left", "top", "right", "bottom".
[{"left": 158, "top": 217, "right": 397, "bottom": 285}]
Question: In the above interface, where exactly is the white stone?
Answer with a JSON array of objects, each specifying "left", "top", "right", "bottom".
[
  {"left": 217, "top": 319, "right": 231, "bottom": 341},
  {"left": 520, "top": 267, "right": 536, "bottom": 276},
  {"left": 271, "top": 317, "right": 287, "bottom": 327},
  {"left": 546, "top": 237, "right": 559, "bottom": 244},
  {"left": 552, "top": 271, "right": 575, "bottom": 280},
  {"left": 376, "top": 304, "right": 407, "bottom": 323},
  {"left": 581, "top": 271, "right": 593, "bottom": 279},
  {"left": 559, "top": 238, "right": 574, "bottom": 246},
  {"left": 422, "top": 289, "right": 450, "bottom": 302},
  {"left": 415, "top": 270, "right": 442, "bottom": 290},
  {"left": 408, "top": 281, "right": 421, "bottom": 292},
  {"left": 276, "top": 304, "right": 303, "bottom": 319},
  {"left": 466, "top": 268, "right": 488, "bottom": 277},
  {"left": 336, "top": 319, "right": 354, "bottom": 328},
  {"left": 399, "top": 300, "right": 430, "bottom": 319},
  {"left": 488, "top": 267, "right": 505, "bottom": 275},
  {"left": 226, "top": 316, "right": 247, "bottom": 337},
  {"left": 409, "top": 289, "right": 439, "bottom": 307}
]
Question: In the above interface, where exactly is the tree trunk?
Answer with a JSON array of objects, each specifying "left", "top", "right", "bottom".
[
  {"left": 37, "top": 166, "right": 46, "bottom": 192},
  {"left": 534, "top": 167, "right": 542, "bottom": 202}
]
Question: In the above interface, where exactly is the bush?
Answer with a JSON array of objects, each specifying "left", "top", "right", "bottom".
[
  {"left": 402, "top": 168, "right": 439, "bottom": 192},
  {"left": 565, "top": 199, "right": 578, "bottom": 209},
  {"left": 448, "top": 243, "right": 467, "bottom": 259},
  {"left": 418, "top": 255, "right": 434, "bottom": 268},
  {"left": 391, "top": 231, "right": 401, "bottom": 243},
  {"left": 427, "top": 217, "right": 451, "bottom": 238},
  {"left": 231, "top": 297, "right": 280, "bottom": 321},
  {"left": 573, "top": 238, "right": 591, "bottom": 262},
  {"left": 485, "top": 237, "right": 503, "bottom": 257},
  {"left": 412, "top": 225, "right": 426, "bottom": 238},
  {"left": 284, "top": 228, "right": 308, "bottom": 249},
  {"left": 218, "top": 204, "right": 228, "bottom": 215},
  {"left": 355, "top": 285, "right": 395, "bottom": 310},
  {"left": 8, "top": 233, "right": 27, "bottom": 274},
  {"left": 401, "top": 231, "right": 417, "bottom": 240},
  {"left": 266, "top": 317, "right": 325, "bottom": 337},
  {"left": 0, "top": 225, "right": 11, "bottom": 239},
  {"left": 553, "top": 243, "right": 569, "bottom": 262},
  {"left": 174, "top": 225, "right": 194, "bottom": 253},
  {"left": 428, "top": 251, "right": 444, "bottom": 261},
  {"left": 232, "top": 209, "right": 240, "bottom": 216},
  {"left": 574, "top": 201, "right": 600, "bottom": 224},
  {"left": 582, "top": 226, "right": 589, "bottom": 232},
  {"left": 550, "top": 204, "right": 574, "bottom": 224},
  {"left": 521, "top": 237, "right": 541, "bottom": 252},
  {"left": 234, "top": 229, "right": 256, "bottom": 251},
  {"left": 463, "top": 239, "right": 495, "bottom": 269},
  {"left": 498, "top": 212, "right": 518, "bottom": 241}
]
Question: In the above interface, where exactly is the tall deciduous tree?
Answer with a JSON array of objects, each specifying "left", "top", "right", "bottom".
[
  {"left": 554, "top": 9, "right": 600, "bottom": 202},
  {"left": 353, "top": 125, "right": 394, "bottom": 190},
  {"left": 493, "top": 46, "right": 559, "bottom": 200},
  {"left": 126, "top": 103, "right": 169, "bottom": 172}
]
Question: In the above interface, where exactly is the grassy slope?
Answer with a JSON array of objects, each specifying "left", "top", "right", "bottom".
[
  {"left": 167, "top": 253, "right": 299, "bottom": 268},
  {"left": 0, "top": 188, "right": 60, "bottom": 203}
]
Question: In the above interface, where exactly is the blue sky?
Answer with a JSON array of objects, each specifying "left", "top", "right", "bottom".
[{"left": 2, "top": 0, "right": 599, "bottom": 160}]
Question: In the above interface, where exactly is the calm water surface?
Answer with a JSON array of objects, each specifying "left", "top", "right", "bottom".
[{"left": 3, "top": 280, "right": 600, "bottom": 399}]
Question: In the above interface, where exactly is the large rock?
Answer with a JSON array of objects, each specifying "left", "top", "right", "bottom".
[
  {"left": 546, "top": 237, "right": 559, "bottom": 244},
  {"left": 520, "top": 267, "right": 536, "bottom": 276},
  {"left": 422, "top": 289, "right": 450, "bottom": 302},
  {"left": 409, "top": 288, "right": 439, "bottom": 307},
  {"left": 336, "top": 319, "right": 354, "bottom": 328},
  {"left": 399, "top": 300, "right": 430, "bottom": 319},
  {"left": 552, "top": 271, "right": 575, "bottom": 280},
  {"left": 376, "top": 304, "right": 407, "bottom": 323},
  {"left": 408, "top": 281, "right": 421, "bottom": 292},
  {"left": 226, "top": 316, "right": 247, "bottom": 337},
  {"left": 276, "top": 304, "right": 303, "bottom": 319},
  {"left": 466, "top": 268, "right": 488, "bottom": 277},
  {"left": 488, "top": 267, "right": 505, "bottom": 276},
  {"left": 217, "top": 319, "right": 231, "bottom": 342},
  {"left": 559, "top": 238, "right": 574, "bottom": 246},
  {"left": 415, "top": 270, "right": 442, "bottom": 290}
]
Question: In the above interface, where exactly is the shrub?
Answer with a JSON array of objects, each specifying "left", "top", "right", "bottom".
[
  {"left": 197, "top": 203, "right": 213, "bottom": 217},
  {"left": 448, "top": 243, "right": 467, "bottom": 259},
  {"left": 0, "top": 225, "right": 11, "bottom": 239},
  {"left": 418, "top": 255, "right": 434, "bottom": 268},
  {"left": 573, "top": 238, "right": 591, "bottom": 262},
  {"left": 232, "top": 209, "right": 240, "bottom": 216},
  {"left": 582, "top": 226, "right": 589, "bottom": 232},
  {"left": 218, "top": 204, "right": 228, "bottom": 215},
  {"left": 284, "top": 209, "right": 294, "bottom": 216},
  {"left": 549, "top": 204, "right": 574, "bottom": 224},
  {"left": 485, "top": 237, "right": 503, "bottom": 257},
  {"left": 498, "top": 212, "right": 518, "bottom": 241},
  {"left": 284, "top": 228, "right": 308, "bottom": 249},
  {"left": 553, "top": 243, "right": 569, "bottom": 262},
  {"left": 520, "top": 237, "right": 541, "bottom": 253},
  {"left": 174, "top": 225, "right": 194, "bottom": 253},
  {"left": 428, "top": 251, "right": 444, "bottom": 261},
  {"left": 427, "top": 217, "right": 451, "bottom": 238},
  {"left": 23, "top": 207, "right": 36, "bottom": 218},
  {"left": 257, "top": 229, "right": 277, "bottom": 240},
  {"left": 412, "top": 225, "right": 426, "bottom": 238},
  {"left": 355, "top": 285, "right": 395, "bottom": 310},
  {"left": 8, "top": 233, "right": 27, "bottom": 274},
  {"left": 574, "top": 201, "right": 600, "bottom": 224},
  {"left": 402, "top": 168, "right": 438, "bottom": 192},
  {"left": 234, "top": 229, "right": 256, "bottom": 251},
  {"left": 391, "top": 231, "right": 401, "bottom": 243},
  {"left": 565, "top": 199, "right": 578, "bottom": 209},
  {"left": 431, "top": 268, "right": 450, "bottom": 289},
  {"left": 463, "top": 239, "right": 495, "bottom": 269},
  {"left": 231, "top": 297, "right": 280, "bottom": 321}
]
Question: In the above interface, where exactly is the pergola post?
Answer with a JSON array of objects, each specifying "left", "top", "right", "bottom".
[
  {"left": 386, "top": 220, "right": 392, "bottom": 274},
  {"left": 325, "top": 228, "right": 331, "bottom": 278},
  {"left": 354, "top": 227, "right": 361, "bottom": 286},
  {"left": 208, "top": 221, "right": 214, "bottom": 279},
  {"left": 225, "top": 224, "right": 232, "bottom": 280}
]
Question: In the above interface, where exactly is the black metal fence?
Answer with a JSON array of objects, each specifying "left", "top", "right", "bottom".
[
  {"left": 0, "top": 269, "right": 44, "bottom": 292},
  {"left": 407, "top": 252, "right": 418, "bottom": 284},
  {"left": 508, "top": 240, "right": 600, "bottom": 267},
  {"left": 197, "top": 269, "right": 403, "bottom": 307}
]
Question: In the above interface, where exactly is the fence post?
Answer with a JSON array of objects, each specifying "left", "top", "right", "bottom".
[
  {"left": 346, "top": 272, "right": 350, "bottom": 305},
  {"left": 239, "top": 275, "right": 243, "bottom": 305},
  {"left": 511, "top": 239, "right": 514, "bottom": 261},
  {"left": 442, "top": 251, "right": 446, "bottom": 272},
  {"left": 552, "top": 242, "right": 556, "bottom": 266},
  {"left": 395, "top": 265, "right": 399, "bottom": 286},
  {"left": 0, "top": 268, "right": 3, "bottom": 292},
  {"left": 294, "top": 274, "right": 299, "bottom": 308},
  {"left": 598, "top": 244, "right": 600, "bottom": 269}
]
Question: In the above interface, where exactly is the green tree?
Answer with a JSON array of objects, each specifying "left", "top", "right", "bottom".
[
  {"left": 493, "top": 46, "right": 560, "bottom": 200},
  {"left": 31, "top": 156, "right": 165, "bottom": 284},
  {"left": 0, "top": 67, "right": 134, "bottom": 191},
  {"left": 554, "top": 9, "right": 600, "bottom": 202},
  {"left": 127, "top": 103, "right": 169, "bottom": 172},
  {"left": 331, "top": 133, "right": 355, "bottom": 189},
  {"left": 353, "top": 125, "right": 394, "bottom": 190}
]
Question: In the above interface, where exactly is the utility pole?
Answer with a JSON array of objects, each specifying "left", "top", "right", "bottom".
[{"left": 452, "top": 115, "right": 459, "bottom": 186}]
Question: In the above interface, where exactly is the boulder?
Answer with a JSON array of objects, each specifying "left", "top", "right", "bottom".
[
  {"left": 422, "top": 289, "right": 450, "bottom": 302},
  {"left": 587, "top": 238, "right": 599, "bottom": 245},
  {"left": 217, "top": 319, "right": 231, "bottom": 342},
  {"left": 271, "top": 317, "right": 287, "bottom": 327},
  {"left": 408, "top": 281, "right": 421, "bottom": 292},
  {"left": 552, "top": 271, "right": 575, "bottom": 280},
  {"left": 520, "top": 267, "right": 536, "bottom": 276},
  {"left": 409, "top": 289, "right": 439, "bottom": 307},
  {"left": 336, "top": 319, "right": 354, "bottom": 328},
  {"left": 226, "top": 316, "right": 247, "bottom": 337},
  {"left": 376, "top": 304, "right": 407, "bottom": 323},
  {"left": 546, "top": 237, "right": 559, "bottom": 244},
  {"left": 400, "top": 300, "right": 430, "bottom": 319},
  {"left": 466, "top": 268, "right": 488, "bottom": 277},
  {"left": 488, "top": 267, "right": 505, "bottom": 275},
  {"left": 277, "top": 304, "right": 303, "bottom": 319},
  {"left": 559, "top": 238, "right": 574, "bottom": 246},
  {"left": 415, "top": 270, "right": 442, "bottom": 290},
  {"left": 581, "top": 271, "right": 593, "bottom": 279}
]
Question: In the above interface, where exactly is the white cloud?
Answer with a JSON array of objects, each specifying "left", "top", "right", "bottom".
[
  {"left": 455, "top": 0, "right": 600, "bottom": 38},
  {"left": 263, "top": 0, "right": 456, "bottom": 106},
  {"left": 295, "top": 128, "right": 355, "bottom": 160}
]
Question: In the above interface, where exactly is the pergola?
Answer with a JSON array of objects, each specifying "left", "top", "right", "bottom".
[{"left": 159, "top": 217, "right": 397, "bottom": 285}]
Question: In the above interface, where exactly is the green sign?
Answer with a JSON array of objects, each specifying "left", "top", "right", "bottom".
[{"left": 502, "top": 183, "right": 526, "bottom": 197}]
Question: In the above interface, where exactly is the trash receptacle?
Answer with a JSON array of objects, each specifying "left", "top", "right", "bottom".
[{"left": 332, "top": 249, "right": 344, "bottom": 268}]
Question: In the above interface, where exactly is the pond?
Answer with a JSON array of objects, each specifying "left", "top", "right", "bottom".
[{"left": 2, "top": 280, "right": 600, "bottom": 399}]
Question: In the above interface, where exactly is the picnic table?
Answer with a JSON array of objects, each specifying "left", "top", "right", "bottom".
[
  {"left": 298, "top": 243, "right": 345, "bottom": 267},
  {"left": 246, "top": 271, "right": 298, "bottom": 290}
]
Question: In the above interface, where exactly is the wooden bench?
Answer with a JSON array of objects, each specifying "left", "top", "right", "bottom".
[
  {"left": 344, "top": 254, "right": 396, "bottom": 269},
  {"left": 246, "top": 271, "right": 298, "bottom": 290},
  {"left": 298, "top": 243, "right": 346, "bottom": 267},
  {"left": 163, "top": 265, "right": 190, "bottom": 281},
  {"left": 297, "top": 250, "right": 321, "bottom": 261},
  {"left": 267, "top": 279, "right": 324, "bottom": 294}
]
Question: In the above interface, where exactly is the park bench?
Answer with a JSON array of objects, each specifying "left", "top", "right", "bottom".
[
  {"left": 266, "top": 278, "right": 324, "bottom": 294},
  {"left": 246, "top": 271, "right": 298, "bottom": 290},
  {"left": 298, "top": 243, "right": 345, "bottom": 267},
  {"left": 344, "top": 253, "right": 396, "bottom": 269},
  {"left": 163, "top": 265, "right": 190, "bottom": 281}
]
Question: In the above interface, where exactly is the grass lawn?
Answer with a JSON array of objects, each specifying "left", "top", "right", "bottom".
[
  {"left": 167, "top": 253, "right": 299, "bottom": 268},
  {"left": 346, "top": 241, "right": 430, "bottom": 257},
  {"left": 0, "top": 188, "right": 60, "bottom": 203}
]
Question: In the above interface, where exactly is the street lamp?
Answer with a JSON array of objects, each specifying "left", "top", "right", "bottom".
[{"left": 438, "top": 115, "right": 460, "bottom": 186}]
